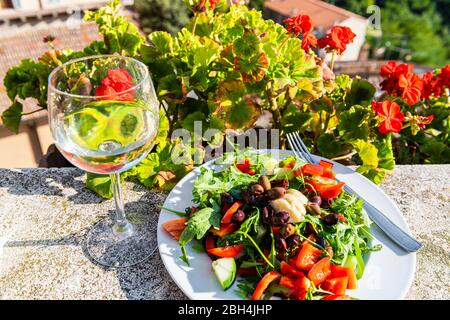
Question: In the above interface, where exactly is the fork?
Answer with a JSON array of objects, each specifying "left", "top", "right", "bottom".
[{"left": 286, "top": 131, "right": 422, "bottom": 253}]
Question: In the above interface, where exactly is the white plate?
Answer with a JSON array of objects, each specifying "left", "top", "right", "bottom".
[{"left": 157, "top": 150, "right": 415, "bottom": 300}]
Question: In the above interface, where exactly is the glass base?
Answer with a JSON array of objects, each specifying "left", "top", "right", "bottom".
[{"left": 84, "top": 213, "right": 157, "bottom": 269}]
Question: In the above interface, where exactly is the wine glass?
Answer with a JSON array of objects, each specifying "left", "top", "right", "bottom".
[{"left": 47, "top": 55, "right": 160, "bottom": 268}]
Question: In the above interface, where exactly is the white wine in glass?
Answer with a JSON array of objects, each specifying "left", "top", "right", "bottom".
[{"left": 48, "top": 55, "right": 160, "bottom": 268}]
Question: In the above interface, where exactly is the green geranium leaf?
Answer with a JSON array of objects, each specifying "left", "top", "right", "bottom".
[
  {"left": 352, "top": 139, "right": 379, "bottom": 168},
  {"left": 420, "top": 140, "right": 450, "bottom": 164},
  {"left": 374, "top": 134, "right": 395, "bottom": 171},
  {"left": 309, "top": 96, "right": 334, "bottom": 113},
  {"left": 157, "top": 74, "right": 188, "bottom": 104},
  {"left": 334, "top": 74, "right": 351, "bottom": 89},
  {"left": 233, "top": 32, "right": 260, "bottom": 59},
  {"left": 338, "top": 105, "right": 371, "bottom": 141},
  {"left": 84, "top": 0, "right": 145, "bottom": 56},
  {"left": 148, "top": 31, "right": 178, "bottom": 56},
  {"left": 135, "top": 152, "right": 161, "bottom": 187},
  {"left": 345, "top": 78, "right": 376, "bottom": 107},
  {"left": 85, "top": 173, "right": 113, "bottom": 199},
  {"left": 191, "top": 38, "right": 220, "bottom": 72},
  {"left": 213, "top": 80, "right": 261, "bottom": 130},
  {"left": 360, "top": 168, "right": 386, "bottom": 184},
  {"left": 156, "top": 108, "right": 170, "bottom": 152},
  {"left": 280, "top": 104, "right": 312, "bottom": 134},
  {"left": 181, "top": 111, "right": 206, "bottom": 133},
  {"left": 1, "top": 101, "right": 23, "bottom": 134},
  {"left": 316, "top": 133, "right": 347, "bottom": 158}
]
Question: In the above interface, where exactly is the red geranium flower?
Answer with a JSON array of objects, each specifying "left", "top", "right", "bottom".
[
  {"left": 372, "top": 100, "right": 405, "bottom": 134},
  {"left": 95, "top": 68, "right": 135, "bottom": 101},
  {"left": 379, "top": 61, "right": 423, "bottom": 105},
  {"left": 421, "top": 72, "right": 441, "bottom": 100},
  {"left": 318, "top": 26, "right": 356, "bottom": 54},
  {"left": 301, "top": 32, "right": 317, "bottom": 51},
  {"left": 380, "top": 61, "right": 413, "bottom": 78},
  {"left": 398, "top": 72, "right": 423, "bottom": 105},
  {"left": 283, "top": 14, "right": 313, "bottom": 36},
  {"left": 437, "top": 64, "right": 450, "bottom": 88},
  {"left": 208, "top": 0, "right": 221, "bottom": 9}
]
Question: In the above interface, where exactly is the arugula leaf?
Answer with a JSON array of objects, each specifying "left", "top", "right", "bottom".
[{"left": 179, "top": 207, "right": 216, "bottom": 246}]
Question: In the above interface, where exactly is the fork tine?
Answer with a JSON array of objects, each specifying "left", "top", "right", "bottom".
[
  {"left": 286, "top": 133, "right": 303, "bottom": 160},
  {"left": 287, "top": 132, "right": 308, "bottom": 163},
  {"left": 293, "top": 131, "right": 315, "bottom": 164}
]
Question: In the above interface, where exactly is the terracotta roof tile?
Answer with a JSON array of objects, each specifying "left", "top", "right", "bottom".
[{"left": 0, "top": 21, "right": 101, "bottom": 122}]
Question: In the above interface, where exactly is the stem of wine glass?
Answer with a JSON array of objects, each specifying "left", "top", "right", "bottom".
[{"left": 110, "top": 172, "right": 133, "bottom": 238}]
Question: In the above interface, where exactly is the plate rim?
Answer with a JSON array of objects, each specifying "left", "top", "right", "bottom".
[{"left": 157, "top": 149, "right": 416, "bottom": 300}]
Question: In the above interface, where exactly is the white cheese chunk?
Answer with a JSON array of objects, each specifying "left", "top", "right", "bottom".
[{"left": 270, "top": 189, "right": 308, "bottom": 222}]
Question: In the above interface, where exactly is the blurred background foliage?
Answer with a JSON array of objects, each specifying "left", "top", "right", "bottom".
[
  {"left": 134, "top": 0, "right": 450, "bottom": 66},
  {"left": 326, "top": 0, "right": 450, "bottom": 67},
  {"left": 134, "top": 0, "right": 191, "bottom": 35}
]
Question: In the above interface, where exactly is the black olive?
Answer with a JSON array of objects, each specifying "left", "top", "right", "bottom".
[
  {"left": 266, "top": 187, "right": 286, "bottom": 200},
  {"left": 306, "top": 202, "right": 321, "bottom": 215},
  {"left": 275, "top": 236, "right": 287, "bottom": 252},
  {"left": 259, "top": 176, "right": 271, "bottom": 191},
  {"left": 250, "top": 194, "right": 269, "bottom": 207},
  {"left": 271, "top": 179, "right": 289, "bottom": 190},
  {"left": 249, "top": 184, "right": 265, "bottom": 195},
  {"left": 231, "top": 210, "right": 246, "bottom": 223},
  {"left": 220, "top": 192, "right": 234, "bottom": 205},
  {"left": 261, "top": 206, "right": 272, "bottom": 224},
  {"left": 316, "top": 236, "right": 326, "bottom": 248},
  {"left": 280, "top": 224, "right": 296, "bottom": 238},
  {"left": 323, "top": 213, "right": 339, "bottom": 225},
  {"left": 309, "top": 195, "right": 322, "bottom": 206},
  {"left": 286, "top": 234, "right": 301, "bottom": 249},
  {"left": 272, "top": 211, "right": 290, "bottom": 225},
  {"left": 321, "top": 198, "right": 333, "bottom": 209}
]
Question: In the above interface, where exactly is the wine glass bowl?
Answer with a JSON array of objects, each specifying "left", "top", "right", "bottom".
[
  {"left": 48, "top": 55, "right": 160, "bottom": 268},
  {"left": 48, "top": 55, "right": 159, "bottom": 174}
]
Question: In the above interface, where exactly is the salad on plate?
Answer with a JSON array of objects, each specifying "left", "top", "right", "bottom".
[{"left": 162, "top": 150, "right": 381, "bottom": 300}]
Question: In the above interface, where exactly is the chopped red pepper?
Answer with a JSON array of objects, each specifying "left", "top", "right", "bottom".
[
  {"left": 302, "top": 163, "right": 324, "bottom": 176},
  {"left": 280, "top": 261, "right": 306, "bottom": 279},
  {"left": 221, "top": 201, "right": 243, "bottom": 224},
  {"left": 319, "top": 160, "right": 333, "bottom": 169},
  {"left": 290, "top": 277, "right": 311, "bottom": 300},
  {"left": 295, "top": 242, "right": 324, "bottom": 271},
  {"left": 337, "top": 213, "right": 346, "bottom": 222},
  {"left": 331, "top": 265, "right": 357, "bottom": 289},
  {"left": 320, "top": 160, "right": 334, "bottom": 178},
  {"left": 279, "top": 275, "right": 296, "bottom": 290},
  {"left": 210, "top": 223, "right": 238, "bottom": 237},
  {"left": 321, "top": 276, "right": 348, "bottom": 295},
  {"left": 307, "top": 257, "right": 331, "bottom": 286},
  {"left": 207, "top": 244, "right": 244, "bottom": 258},
  {"left": 162, "top": 218, "right": 188, "bottom": 241},
  {"left": 236, "top": 158, "right": 251, "bottom": 173},
  {"left": 251, "top": 271, "right": 281, "bottom": 300},
  {"left": 305, "top": 176, "right": 345, "bottom": 199},
  {"left": 246, "top": 169, "right": 256, "bottom": 175}
]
